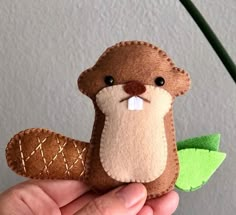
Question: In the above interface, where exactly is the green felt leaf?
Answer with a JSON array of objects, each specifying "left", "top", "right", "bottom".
[
  {"left": 175, "top": 148, "right": 226, "bottom": 192},
  {"left": 177, "top": 134, "right": 220, "bottom": 151}
]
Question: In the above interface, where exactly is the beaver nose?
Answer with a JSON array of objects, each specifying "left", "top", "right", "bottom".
[{"left": 123, "top": 81, "right": 146, "bottom": 96}]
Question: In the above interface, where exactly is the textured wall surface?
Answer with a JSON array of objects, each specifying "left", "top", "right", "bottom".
[{"left": 0, "top": 0, "right": 235, "bottom": 214}]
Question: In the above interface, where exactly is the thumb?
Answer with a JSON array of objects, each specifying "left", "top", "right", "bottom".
[{"left": 75, "top": 183, "right": 147, "bottom": 215}]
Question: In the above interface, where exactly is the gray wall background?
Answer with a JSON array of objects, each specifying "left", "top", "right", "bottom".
[{"left": 0, "top": 0, "right": 235, "bottom": 214}]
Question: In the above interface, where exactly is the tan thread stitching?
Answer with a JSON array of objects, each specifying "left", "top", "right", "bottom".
[
  {"left": 38, "top": 138, "right": 68, "bottom": 176},
  {"left": 169, "top": 108, "right": 180, "bottom": 192},
  {"left": 37, "top": 137, "right": 49, "bottom": 175},
  {"left": 25, "top": 137, "right": 47, "bottom": 162},
  {"left": 47, "top": 140, "right": 67, "bottom": 168},
  {"left": 66, "top": 141, "right": 86, "bottom": 176},
  {"left": 25, "top": 144, "right": 41, "bottom": 161},
  {"left": 79, "top": 147, "right": 86, "bottom": 176},
  {"left": 82, "top": 104, "right": 102, "bottom": 181},
  {"left": 18, "top": 139, "right": 26, "bottom": 173},
  {"left": 37, "top": 138, "right": 86, "bottom": 177},
  {"left": 57, "top": 138, "right": 70, "bottom": 176},
  {"left": 7, "top": 128, "right": 88, "bottom": 180},
  {"left": 146, "top": 108, "right": 179, "bottom": 199},
  {"left": 95, "top": 41, "right": 174, "bottom": 68}
]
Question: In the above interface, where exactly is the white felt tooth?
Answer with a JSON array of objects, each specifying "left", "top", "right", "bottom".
[
  {"left": 135, "top": 97, "right": 143, "bottom": 110},
  {"left": 128, "top": 97, "right": 135, "bottom": 110},
  {"left": 128, "top": 96, "right": 143, "bottom": 110}
]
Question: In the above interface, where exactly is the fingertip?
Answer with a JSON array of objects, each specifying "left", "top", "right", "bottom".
[
  {"left": 137, "top": 205, "right": 153, "bottom": 215},
  {"left": 169, "top": 191, "right": 179, "bottom": 204},
  {"left": 116, "top": 183, "right": 147, "bottom": 209},
  {"left": 146, "top": 191, "right": 179, "bottom": 214},
  {"left": 74, "top": 183, "right": 147, "bottom": 215},
  {"left": 130, "top": 183, "right": 148, "bottom": 200},
  {"left": 166, "top": 191, "right": 179, "bottom": 209}
]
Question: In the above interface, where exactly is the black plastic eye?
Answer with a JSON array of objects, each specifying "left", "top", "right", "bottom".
[
  {"left": 155, "top": 77, "right": 165, "bottom": 86},
  {"left": 104, "top": 76, "right": 114, "bottom": 86}
]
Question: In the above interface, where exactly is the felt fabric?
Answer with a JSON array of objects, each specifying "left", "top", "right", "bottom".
[
  {"left": 123, "top": 81, "right": 146, "bottom": 95},
  {"left": 128, "top": 96, "right": 144, "bottom": 110},
  {"left": 6, "top": 41, "right": 192, "bottom": 199},
  {"left": 177, "top": 134, "right": 220, "bottom": 151},
  {"left": 96, "top": 85, "right": 172, "bottom": 183},
  {"left": 144, "top": 109, "right": 180, "bottom": 199},
  {"left": 5, "top": 41, "right": 226, "bottom": 199},
  {"left": 6, "top": 128, "right": 88, "bottom": 179},
  {"left": 78, "top": 41, "right": 191, "bottom": 198},
  {"left": 78, "top": 41, "right": 191, "bottom": 99},
  {"left": 175, "top": 148, "right": 226, "bottom": 191},
  {"left": 84, "top": 105, "right": 180, "bottom": 199}
]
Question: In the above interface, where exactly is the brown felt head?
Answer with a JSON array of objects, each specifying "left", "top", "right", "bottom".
[{"left": 78, "top": 41, "right": 190, "bottom": 99}]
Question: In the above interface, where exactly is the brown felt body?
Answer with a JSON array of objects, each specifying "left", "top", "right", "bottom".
[
  {"left": 6, "top": 41, "right": 190, "bottom": 199},
  {"left": 80, "top": 41, "right": 189, "bottom": 198},
  {"left": 84, "top": 105, "right": 179, "bottom": 198}
]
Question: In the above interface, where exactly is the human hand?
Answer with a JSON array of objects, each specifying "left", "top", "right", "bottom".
[{"left": 0, "top": 180, "right": 179, "bottom": 215}]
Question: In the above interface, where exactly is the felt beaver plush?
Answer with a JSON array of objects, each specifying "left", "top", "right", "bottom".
[{"left": 6, "top": 41, "right": 225, "bottom": 199}]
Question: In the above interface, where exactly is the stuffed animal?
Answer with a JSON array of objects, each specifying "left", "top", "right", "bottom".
[{"left": 5, "top": 41, "right": 226, "bottom": 199}]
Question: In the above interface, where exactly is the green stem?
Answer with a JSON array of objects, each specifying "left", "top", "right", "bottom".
[{"left": 179, "top": 0, "right": 236, "bottom": 84}]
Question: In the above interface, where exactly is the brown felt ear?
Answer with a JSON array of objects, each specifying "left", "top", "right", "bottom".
[
  {"left": 78, "top": 69, "right": 93, "bottom": 97},
  {"left": 170, "top": 67, "right": 191, "bottom": 97},
  {"left": 78, "top": 68, "right": 101, "bottom": 98}
]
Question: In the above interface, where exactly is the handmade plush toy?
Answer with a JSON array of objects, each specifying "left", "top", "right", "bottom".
[{"left": 6, "top": 41, "right": 226, "bottom": 199}]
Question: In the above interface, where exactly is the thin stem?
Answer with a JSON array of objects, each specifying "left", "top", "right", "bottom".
[{"left": 179, "top": 0, "right": 236, "bottom": 84}]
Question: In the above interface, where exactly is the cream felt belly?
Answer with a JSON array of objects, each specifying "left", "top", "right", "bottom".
[{"left": 96, "top": 85, "right": 172, "bottom": 183}]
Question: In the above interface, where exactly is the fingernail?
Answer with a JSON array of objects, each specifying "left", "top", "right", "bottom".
[{"left": 116, "top": 183, "right": 146, "bottom": 208}]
